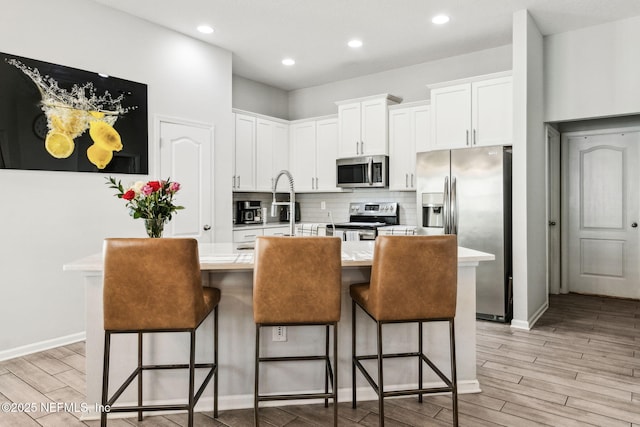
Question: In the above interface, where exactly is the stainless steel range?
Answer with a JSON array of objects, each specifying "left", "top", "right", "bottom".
[{"left": 327, "top": 202, "right": 399, "bottom": 240}]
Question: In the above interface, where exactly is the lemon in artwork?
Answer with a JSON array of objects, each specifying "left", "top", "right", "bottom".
[
  {"left": 89, "top": 121, "right": 122, "bottom": 151},
  {"left": 86, "top": 143, "right": 113, "bottom": 169},
  {"left": 44, "top": 131, "right": 75, "bottom": 158}
]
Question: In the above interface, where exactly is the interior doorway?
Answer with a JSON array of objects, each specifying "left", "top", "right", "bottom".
[{"left": 560, "top": 127, "right": 640, "bottom": 300}]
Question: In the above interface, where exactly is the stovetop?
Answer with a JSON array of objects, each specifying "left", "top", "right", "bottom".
[{"left": 331, "top": 202, "right": 399, "bottom": 230}]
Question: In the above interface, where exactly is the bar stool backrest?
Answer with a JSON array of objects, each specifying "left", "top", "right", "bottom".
[
  {"left": 368, "top": 235, "right": 457, "bottom": 321},
  {"left": 253, "top": 236, "right": 342, "bottom": 324},
  {"left": 103, "top": 238, "right": 206, "bottom": 331}
]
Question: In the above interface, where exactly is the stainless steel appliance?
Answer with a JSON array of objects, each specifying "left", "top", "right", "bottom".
[
  {"left": 327, "top": 202, "right": 399, "bottom": 240},
  {"left": 236, "top": 200, "right": 262, "bottom": 224},
  {"left": 279, "top": 202, "right": 301, "bottom": 222},
  {"left": 416, "top": 146, "right": 512, "bottom": 322},
  {"left": 336, "top": 155, "right": 389, "bottom": 188}
]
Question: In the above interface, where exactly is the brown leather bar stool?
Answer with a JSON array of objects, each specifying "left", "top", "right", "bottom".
[
  {"left": 351, "top": 235, "right": 458, "bottom": 426},
  {"left": 101, "top": 238, "right": 220, "bottom": 427},
  {"left": 253, "top": 236, "right": 342, "bottom": 426}
]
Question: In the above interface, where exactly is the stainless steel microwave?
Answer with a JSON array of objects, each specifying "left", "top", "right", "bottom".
[{"left": 336, "top": 155, "right": 389, "bottom": 188}]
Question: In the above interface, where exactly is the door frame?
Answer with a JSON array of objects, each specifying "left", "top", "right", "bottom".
[
  {"left": 560, "top": 125, "right": 640, "bottom": 296},
  {"left": 546, "top": 124, "right": 561, "bottom": 294}
]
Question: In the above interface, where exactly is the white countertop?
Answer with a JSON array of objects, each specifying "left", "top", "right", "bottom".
[{"left": 64, "top": 241, "right": 494, "bottom": 273}]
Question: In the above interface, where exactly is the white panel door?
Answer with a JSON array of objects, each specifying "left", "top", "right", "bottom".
[
  {"left": 565, "top": 130, "right": 640, "bottom": 298},
  {"left": 159, "top": 120, "right": 214, "bottom": 243}
]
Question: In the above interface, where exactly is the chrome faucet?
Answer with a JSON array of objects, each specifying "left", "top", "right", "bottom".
[{"left": 271, "top": 170, "right": 296, "bottom": 236}]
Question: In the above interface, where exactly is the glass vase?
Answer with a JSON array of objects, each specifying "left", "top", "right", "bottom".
[{"left": 144, "top": 218, "right": 166, "bottom": 238}]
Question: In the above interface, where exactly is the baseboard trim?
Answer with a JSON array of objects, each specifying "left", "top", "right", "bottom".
[
  {"left": 81, "top": 380, "right": 481, "bottom": 421},
  {"left": 510, "top": 301, "right": 549, "bottom": 330},
  {"left": 0, "top": 332, "right": 86, "bottom": 362}
]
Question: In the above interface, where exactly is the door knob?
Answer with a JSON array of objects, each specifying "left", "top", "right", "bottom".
[
  {"left": 203, "top": 224, "right": 211, "bottom": 231},
  {"left": 548, "top": 221, "right": 556, "bottom": 226},
  {"left": 632, "top": 222, "right": 638, "bottom": 228}
]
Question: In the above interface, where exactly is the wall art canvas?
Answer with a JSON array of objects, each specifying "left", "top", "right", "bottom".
[{"left": 0, "top": 52, "right": 148, "bottom": 174}]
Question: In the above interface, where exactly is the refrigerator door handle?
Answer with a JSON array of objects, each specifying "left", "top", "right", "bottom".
[
  {"left": 451, "top": 176, "right": 458, "bottom": 235},
  {"left": 444, "top": 176, "right": 450, "bottom": 234}
]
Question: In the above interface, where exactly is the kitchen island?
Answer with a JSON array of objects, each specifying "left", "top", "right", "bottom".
[{"left": 64, "top": 241, "right": 493, "bottom": 420}]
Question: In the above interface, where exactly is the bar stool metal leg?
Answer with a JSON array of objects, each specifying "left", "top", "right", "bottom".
[
  {"left": 351, "top": 299, "right": 357, "bottom": 409},
  {"left": 254, "top": 324, "right": 261, "bottom": 427},
  {"left": 324, "top": 324, "right": 329, "bottom": 408},
  {"left": 377, "top": 321, "right": 384, "bottom": 426},
  {"left": 333, "top": 323, "right": 338, "bottom": 426},
  {"left": 214, "top": 305, "right": 219, "bottom": 418},
  {"left": 101, "top": 332, "right": 111, "bottom": 427},
  {"left": 137, "top": 332, "right": 143, "bottom": 421},
  {"left": 418, "top": 321, "right": 423, "bottom": 403},
  {"left": 450, "top": 318, "right": 458, "bottom": 426}
]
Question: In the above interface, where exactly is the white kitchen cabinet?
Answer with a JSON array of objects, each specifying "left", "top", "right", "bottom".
[
  {"left": 232, "top": 228, "right": 263, "bottom": 243},
  {"left": 290, "top": 117, "right": 340, "bottom": 192},
  {"left": 256, "top": 118, "right": 289, "bottom": 191},
  {"left": 263, "top": 226, "right": 289, "bottom": 236},
  {"left": 388, "top": 102, "right": 430, "bottom": 191},
  {"left": 336, "top": 94, "right": 401, "bottom": 158},
  {"left": 233, "top": 113, "right": 256, "bottom": 191},
  {"left": 430, "top": 74, "right": 512, "bottom": 150}
]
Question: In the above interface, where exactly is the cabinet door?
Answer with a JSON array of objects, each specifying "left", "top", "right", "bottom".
[
  {"left": 430, "top": 83, "right": 471, "bottom": 150},
  {"left": 361, "top": 98, "right": 389, "bottom": 155},
  {"left": 388, "top": 108, "right": 412, "bottom": 191},
  {"left": 290, "top": 121, "right": 317, "bottom": 192},
  {"left": 315, "top": 118, "right": 338, "bottom": 191},
  {"left": 264, "top": 226, "right": 289, "bottom": 237},
  {"left": 337, "top": 102, "right": 361, "bottom": 158},
  {"left": 272, "top": 122, "right": 289, "bottom": 178},
  {"left": 472, "top": 76, "right": 512, "bottom": 147},
  {"left": 414, "top": 105, "right": 430, "bottom": 153},
  {"left": 255, "top": 118, "right": 274, "bottom": 192},
  {"left": 234, "top": 114, "right": 256, "bottom": 191},
  {"left": 232, "top": 229, "right": 263, "bottom": 243}
]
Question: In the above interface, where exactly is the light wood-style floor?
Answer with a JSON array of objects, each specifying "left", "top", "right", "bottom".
[{"left": 1, "top": 293, "right": 639, "bottom": 426}]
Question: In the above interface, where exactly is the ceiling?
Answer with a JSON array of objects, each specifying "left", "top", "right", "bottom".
[{"left": 92, "top": 0, "right": 640, "bottom": 91}]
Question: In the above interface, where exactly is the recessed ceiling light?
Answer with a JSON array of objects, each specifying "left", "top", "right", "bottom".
[
  {"left": 197, "top": 25, "right": 214, "bottom": 34},
  {"left": 348, "top": 39, "right": 363, "bottom": 48},
  {"left": 282, "top": 58, "right": 295, "bottom": 66},
  {"left": 97, "top": 72, "right": 109, "bottom": 78},
  {"left": 431, "top": 14, "right": 450, "bottom": 25}
]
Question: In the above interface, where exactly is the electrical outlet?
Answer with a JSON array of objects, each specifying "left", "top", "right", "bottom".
[
  {"left": 321, "top": 201, "right": 326, "bottom": 210},
  {"left": 272, "top": 326, "right": 287, "bottom": 342}
]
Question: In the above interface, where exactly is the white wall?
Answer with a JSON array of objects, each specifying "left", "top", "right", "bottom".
[
  {"left": 288, "top": 45, "right": 512, "bottom": 120},
  {"left": 0, "top": 0, "right": 233, "bottom": 358},
  {"left": 232, "top": 75, "right": 289, "bottom": 119},
  {"left": 511, "top": 10, "right": 547, "bottom": 329},
  {"left": 545, "top": 15, "right": 640, "bottom": 122}
]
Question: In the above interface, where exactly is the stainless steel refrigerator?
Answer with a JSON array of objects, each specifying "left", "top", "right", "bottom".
[{"left": 416, "top": 146, "right": 512, "bottom": 322}]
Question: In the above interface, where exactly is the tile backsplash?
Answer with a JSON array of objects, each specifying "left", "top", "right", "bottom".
[{"left": 233, "top": 190, "right": 417, "bottom": 226}]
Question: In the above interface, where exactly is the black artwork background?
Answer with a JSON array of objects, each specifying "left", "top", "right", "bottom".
[{"left": 0, "top": 51, "right": 148, "bottom": 174}]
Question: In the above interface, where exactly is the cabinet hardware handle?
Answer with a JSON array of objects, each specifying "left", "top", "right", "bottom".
[
  {"left": 405, "top": 173, "right": 408, "bottom": 188},
  {"left": 356, "top": 141, "right": 359, "bottom": 155},
  {"left": 473, "top": 129, "right": 477, "bottom": 145},
  {"left": 315, "top": 177, "right": 319, "bottom": 189},
  {"left": 245, "top": 234, "right": 256, "bottom": 238},
  {"left": 311, "top": 177, "right": 315, "bottom": 189},
  {"left": 466, "top": 130, "right": 469, "bottom": 146},
  {"left": 238, "top": 175, "right": 240, "bottom": 187},
  {"left": 360, "top": 141, "right": 364, "bottom": 154},
  {"left": 232, "top": 175, "right": 236, "bottom": 188},
  {"left": 411, "top": 173, "right": 414, "bottom": 188},
  {"left": 203, "top": 224, "right": 211, "bottom": 231}
]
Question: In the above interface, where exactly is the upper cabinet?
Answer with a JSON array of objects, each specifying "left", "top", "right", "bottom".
[
  {"left": 388, "top": 102, "right": 430, "bottom": 191},
  {"left": 233, "top": 111, "right": 288, "bottom": 192},
  {"left": 256, "top": 118, "right": 289, "bottom": 192},
  {"left": 290, "top": 117, "right": 341, "bottom": 192},
  {"left": 233, "top": 113, "right": 256, "bottom": 191},
  {"left": 429, "top": 73, "right": 512, "bottom": 150},
  {"left": 336, "top": 94, "right": 401, "bottom": 158}
]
